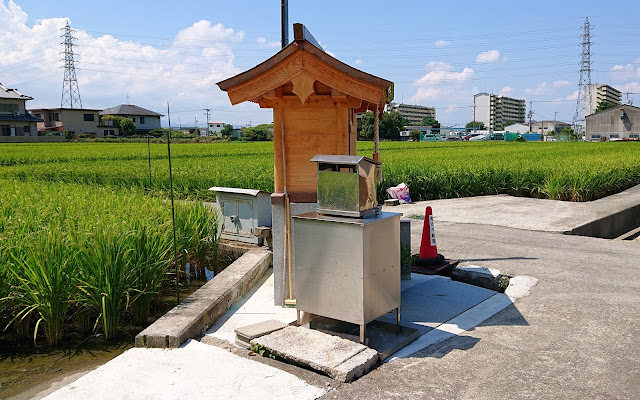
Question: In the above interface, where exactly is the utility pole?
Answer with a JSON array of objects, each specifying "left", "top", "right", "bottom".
[
  {"left": 624, "top": 92, "right": 636, "bottom": 105},
  {"left": 60, "top": 21, "right": 82, "bottom": 108},
  {"left": 574, "top": 17, "right": 593, "bottom": 135},
  {"left": 528, "top": 100, "right": 533, "bottom": 135},
  {"left": 281, "top": 0, "right": 289, "bottom": 49},
  {"left": 125, "top": 93, "right": 130, "bottom": 104},
  {"left": 472, "top": 94, "right": 476, "bottom": 132},
  {"left": 203, "top": 108, "right": 211, "bottom": 137}
]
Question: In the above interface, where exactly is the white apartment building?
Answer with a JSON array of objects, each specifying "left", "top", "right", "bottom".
[
  {"left": 472, "top": 93, "right": 526, "bottom": 131},
  {"left": 583, "top": 83, "right": 622, "bottom": 116},
  {"left": 388, "top": 103, "right": 436, "bottom": 125}
]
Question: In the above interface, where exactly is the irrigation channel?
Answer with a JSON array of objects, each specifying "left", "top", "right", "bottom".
[{"left": 0, "top": 258, "right": 232, "bottom": 399}]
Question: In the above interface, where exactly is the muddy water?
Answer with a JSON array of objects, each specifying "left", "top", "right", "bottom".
[{"left": 0, "top": 259, "right": 233, "bottom": 399}]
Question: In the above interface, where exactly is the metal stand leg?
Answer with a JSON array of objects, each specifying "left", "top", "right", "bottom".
[
  {"left": 359, "top": 324, "right": 366, "bottom": 344},
  {"left": 396, "top": 307, "right": 401, "bottom": 333}
]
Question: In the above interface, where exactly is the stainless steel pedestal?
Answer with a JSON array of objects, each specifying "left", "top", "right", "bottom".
[{"left": 292, "top": 211, "right": 401, "bottom": 343}]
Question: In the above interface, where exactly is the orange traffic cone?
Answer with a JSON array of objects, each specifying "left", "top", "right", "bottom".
[
  {"left": 419, "top": 206, "right": 438, "bottom": 260},
  {"left": 412, "top": 206, "right": 454, "bottom": 274}
]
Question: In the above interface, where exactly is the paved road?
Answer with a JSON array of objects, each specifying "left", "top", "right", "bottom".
[{"left": 325, "top": 220, "right": 640, "bottom": 399}]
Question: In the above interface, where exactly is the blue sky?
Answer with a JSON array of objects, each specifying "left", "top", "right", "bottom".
[{"left": 2, "top": 0, "right": 640, "bottom": 128}]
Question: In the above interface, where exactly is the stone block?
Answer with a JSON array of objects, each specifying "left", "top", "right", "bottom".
[
  {"left": 235, "top": 319, "right": 288, "bottom": 349},
  {"left": 135, "top": 249, "right": 272, "bottom": 348},
  {"left": 252, "top": 326, "right": 379, "bottom": 382}
]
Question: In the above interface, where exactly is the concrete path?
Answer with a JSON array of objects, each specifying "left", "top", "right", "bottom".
[
  {"left": 42, "top": 340, "right": 326, "bottom": 400},
  {"left": 384, "top": 183, "right": 640, "bottom": 233},
  {"left": 324, "top": 218, "right": 640, "bottom": 399}
]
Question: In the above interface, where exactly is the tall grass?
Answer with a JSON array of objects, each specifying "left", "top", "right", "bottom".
[
  {"left": 5, "top": 229, "right": 76, "bottom": 346},
  {"left": 0, "top": 179, "right": 219, "bottom": 344}
]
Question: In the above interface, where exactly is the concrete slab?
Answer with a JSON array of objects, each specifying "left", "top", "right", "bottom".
[
  {"left": 235, "top": 319, "right": 288, "bottom": 349},
  {"left": 203, "top": 269, "right": 297, "bottom": 344},
  {"left": 135, "top": 248, "right": 272, "bottom": 348},
  {"left": 252, "top": 326, "right": 378, "bottom": 382},
  {"left": 383, "top": 183, "right": 640, "bottom": 234},
  {"left": 42, "top": 340, "right": 326, "bottom": 400},
  {"left": 378, "top": 276, "right": 497, "bottom": 334}
]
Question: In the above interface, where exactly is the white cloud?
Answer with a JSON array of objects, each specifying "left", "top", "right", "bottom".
[
  {"left": 498, "top": 86, "right": 514, "bottom": 97},
  {"left": 0, "top": 2, "right": 272, "bottom": 126},
  {"left": 524, "top": 82, "right": 552, "bottom": 96},
  {"left": 610, "top": 63, "right": 640, "bottom": 81},
  {"left": 407, "top": 62, "right": 475, "bottom": 104},
  {"left": 475, "top": 50, "right": 505, "bottom": 63},
  {"left": 446, "top": 104, "right": 459, "bottom": 113},
  {"left": 354, "top": 59, "right": 363, "bottom": 65},
  {"left": 554, "top": 90, "right": 579, "bottom": 102},
  {"left": 434, "top": 40, "right": 450, "bottom": 47},
  {"left": 552, "top": 80, "right": 571, "bottom": 87},
  {"left": 415, "top": 62, "right": 474, "bottom": 85},
  {"left": 257, "top": 36, "right": 279, "bottom": 47}
]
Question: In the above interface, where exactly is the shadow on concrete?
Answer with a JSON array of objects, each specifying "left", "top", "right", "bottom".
[
  {"left": 412, "top": 335, "right": 482, "bottom": 359},
  {"left": 458, "top": 257, "right": 537, "bottom": 262},
  {"left": 476, "top": 303, "right": 529, "bottom": 328}
]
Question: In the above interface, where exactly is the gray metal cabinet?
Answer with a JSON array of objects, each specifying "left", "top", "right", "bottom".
[
  {"left": 209, "top": 187, "right": 272, "bottom": 245},
  {"left": 292, "top": 211, "right": 401, "bottom": 341}
]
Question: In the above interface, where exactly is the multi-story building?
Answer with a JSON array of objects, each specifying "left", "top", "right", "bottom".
[
  {"left": 472, "top": 93, "right": 526, "bottom": 131},
  {"left": 0, "top": 83, "right": 43, "bottom": 137},
  {"left": 100, "top": 104, "right": 163, "bottom": 134},
  {"left": 583, "top": 83, "right": 622, "bottom": 116},
  {"left": 387, "top": 103, "right": 436, "bottom": 125},
  {"left": 30, "top": 108, "right": 103, "bottom": 136}
]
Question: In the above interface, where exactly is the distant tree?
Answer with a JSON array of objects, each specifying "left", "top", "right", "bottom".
[
  {"left": 360, "top": 111, "right": 407, "bottom": 140},
  {"left": 421, "top": 117, "right": 440, "bottom": 128},
  {"left": 503, "top": 120, "right": 516, "bottom": 128},
  {"left": 241, "top": 124, "right": 273, "bottom": 141},
  {"left": 360, "top": 111, "right": 374, "bottom": 139},
  {"left": 119, "top": 118, "right": 137, "bottom": 136},
  {"left": 465, "top": 121, "right": 486, "bottom": 131},
  {"left": 380, "top": 111, "right": 408, "bottom": 140},
  {"left": 595, "top": 101, "right": 618, "bottom": 113},
  {"left": 410, "top": 129, "right": 421, "bottom": 141},
  {"left": 220, "top": 124, "right": 234, "bottom": 139},
  {"left": 560, "top": 126, "right": 578, "bottom": 141}
]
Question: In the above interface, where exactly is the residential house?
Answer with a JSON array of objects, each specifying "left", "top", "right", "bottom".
[
  {"left": 207, "top": 121, "right": 226, "bottom": 137},
  {"left": 29, "top": 108, "right": 102, "bottom": 136},
  {"left": 0, "top": 83, "right": 43, "bottom": 137},
  {"left": 100, "top": 104, "right": 163, "bottom": 134}
]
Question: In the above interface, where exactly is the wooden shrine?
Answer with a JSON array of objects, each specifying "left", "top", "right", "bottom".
[{"left": 217, "top": 24, "right": 393, "bottom": 202}]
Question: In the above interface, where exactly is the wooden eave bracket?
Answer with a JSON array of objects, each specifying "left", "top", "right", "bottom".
[{"left": 291, "top": 72, "right": 316, "bottom": 104}]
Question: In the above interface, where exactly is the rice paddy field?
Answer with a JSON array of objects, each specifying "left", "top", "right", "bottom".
[
  {"left": 1, "top": 139, "right": 640, "bottom": 395},
  {"left": 2, "top": 139, "right": 640, "bottom": 345},
  {"left": 1, "top": 140, "right": 640, "bottom": 202}
]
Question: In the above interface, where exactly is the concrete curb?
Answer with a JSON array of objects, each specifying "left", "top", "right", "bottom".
[{"left": 135, "top": 249, "right": 272, "bottom": 348}]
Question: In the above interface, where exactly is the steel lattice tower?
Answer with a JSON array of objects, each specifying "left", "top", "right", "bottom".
[
  {"left": 574, "top": 17, "right": 592, "bottom": 131},
  {"left": 60, "top": 21, "right": 82, "bottom": 108}
]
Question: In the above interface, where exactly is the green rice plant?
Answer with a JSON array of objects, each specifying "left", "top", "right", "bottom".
[
  {"left": 77, "top": 231, "right": 134, "bottom": 340},
  {"left": 128, "top": 224, "right": 172, "bottom": 324},
  {"left": 5, "top": 229, "right": 76, "bottom": 346},
  {"left": 175, "top": 202, "right": 220, "bottom": 278}
]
